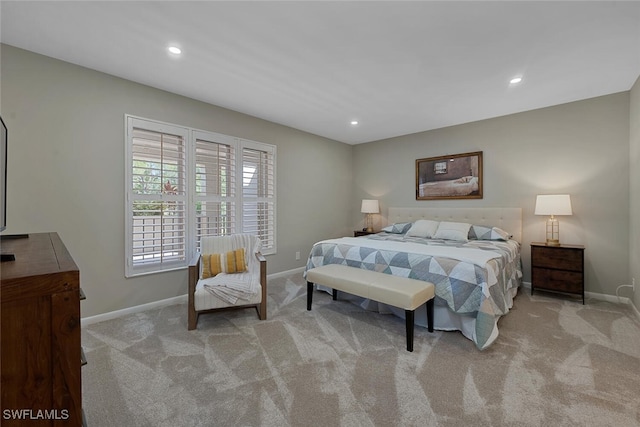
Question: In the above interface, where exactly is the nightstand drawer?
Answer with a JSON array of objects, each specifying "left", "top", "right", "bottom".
[
  {"left": 532, "top": 267, "right": 583, "bottom": 294},
  {"left": 532, "top": 246, "right": 583, "bottom": 271}
]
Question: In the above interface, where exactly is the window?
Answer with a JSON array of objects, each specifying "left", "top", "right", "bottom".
[
  {"left": 434, "top": 161, "right": 448, "bottom": 175},
  {"left": 125, "top": 116, "right": 276, "bottom": 277}
]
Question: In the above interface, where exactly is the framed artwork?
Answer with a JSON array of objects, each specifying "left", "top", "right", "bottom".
[{"left": 415, "top": 151, "right": 483, "bottom": 200}]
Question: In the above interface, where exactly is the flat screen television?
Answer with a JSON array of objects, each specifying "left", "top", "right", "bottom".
[
  {"left": 0, "top": 114, "right": 6, "bottom": 233},
  {"left": 0, "top": 115, "right": 15, "bottom": 261}
]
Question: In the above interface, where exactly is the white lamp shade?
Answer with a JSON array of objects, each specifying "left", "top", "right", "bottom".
[
  {"left": 361, "top": 199, "right": 379, "bottom": 214},
  {"left": 534, "top": 194, "right": 572, "bottom": 216}
]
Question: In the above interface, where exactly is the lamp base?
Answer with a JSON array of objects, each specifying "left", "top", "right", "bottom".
[
  {"left": 364, "top": 213, "right": 374, "bottom": 233},
  {"left": 545, "top": 217, "right": 560, "bottom": 247}
]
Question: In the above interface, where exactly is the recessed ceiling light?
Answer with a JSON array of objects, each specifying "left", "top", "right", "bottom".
[
  {"left": 510, "top": 76, "right": 523, "bottom": 85},
  {"left": 168, "top": 46, "right": 182, "bottom": 55},
  {"left": 350, "top": 120, "right": 359, "bottom": 125}
]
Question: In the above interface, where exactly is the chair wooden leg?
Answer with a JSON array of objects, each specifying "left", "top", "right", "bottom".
[
  {"left": 257, "top": 299, "right": 267, "bottom": 320},
  {"left": 257, "top": 252, "right": 267, "bottom": 320},
  {"left": 188, "top": 308, "right": 198, "bottom": 331},
  {"left": 188, "top": 253, "right": 200, "bottom": 330}
]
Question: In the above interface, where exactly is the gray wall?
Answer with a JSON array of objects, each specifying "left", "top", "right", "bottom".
[
  {"left": 1, "top": 43, "right": 637, "bottom": 316},
  {"left": 353, "top": 93, "right": 631, "bottom": 297},
  {"left": 630, "top": 76, "right": 640, "bottom": 309},
  {"left": 0, "top": 45, "right": 353, "bottom": 317}
]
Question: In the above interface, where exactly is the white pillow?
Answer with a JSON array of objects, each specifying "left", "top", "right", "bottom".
[
  {"left": 434, "top": 221, "right": 472, "bottom": 242},
  {"left": 406, "top": 220, "right": 440, "bottom": 238}
]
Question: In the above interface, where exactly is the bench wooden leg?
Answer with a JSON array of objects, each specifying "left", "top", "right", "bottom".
[
  {"left": 307, "top": 282, "right": 313, "bottom": 310},
  {"left": 426, "top": 298, "right": 434, "bottom": 333},
  {"left": 405, "top": 309, "right": 414, "bottom": 352}
]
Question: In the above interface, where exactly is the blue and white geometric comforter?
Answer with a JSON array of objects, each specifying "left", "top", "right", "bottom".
[{"left": 304, "top": 232, "right": 522, "bottom": 350}]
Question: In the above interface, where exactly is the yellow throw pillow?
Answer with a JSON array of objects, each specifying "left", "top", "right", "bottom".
[
  {"left": 201, "top": 248, "right": 247, "bottom": 278},
  {"left": 225, "top": 247, "right": 246, "bottom": 274},
  {"left": 202, "top": 254, "right": 212, "bottom": 279},
  {"left": 209, "top": 253, "right": 223, "bottom": 276}
]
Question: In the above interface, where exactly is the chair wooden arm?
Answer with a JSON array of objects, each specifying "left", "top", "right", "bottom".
[
  {"left": 255, "top": 251, "right": 267, "bottom": 320},
  {"left": 187, "top": 252, "right": 201, "bottom": 330}
]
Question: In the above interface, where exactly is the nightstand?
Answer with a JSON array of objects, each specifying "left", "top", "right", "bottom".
[
  {"left": 354, "top": 230, "right": 376, "bottom": 237},
  {"left": 530, "top": 242, "right": 585, "bottom": 304}
]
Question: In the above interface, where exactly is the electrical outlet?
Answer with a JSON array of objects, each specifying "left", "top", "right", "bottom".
[{"left": 295, "top": 251, "right": 300, "bottom": 260}]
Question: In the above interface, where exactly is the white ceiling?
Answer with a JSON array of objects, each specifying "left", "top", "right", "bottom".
[{"left": 1, "top": 1, "right": 639, "bottom": 145}]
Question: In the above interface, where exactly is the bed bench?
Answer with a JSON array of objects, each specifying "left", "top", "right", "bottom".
[{"left": 306, "top": 264, "right": 435, "bottom": 352}]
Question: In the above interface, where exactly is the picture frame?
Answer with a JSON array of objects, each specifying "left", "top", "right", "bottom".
[{"left": 415, "top": 151, "right": 483, "bottom": 200}]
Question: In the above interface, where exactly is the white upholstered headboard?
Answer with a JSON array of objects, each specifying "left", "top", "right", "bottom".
[{"left": 387, "top": 207, "right": 523, "bottom": 243}]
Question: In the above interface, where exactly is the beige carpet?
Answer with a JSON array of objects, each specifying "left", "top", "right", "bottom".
[{"left": 82, "top": 272, "right": 640, "bottom": 426}]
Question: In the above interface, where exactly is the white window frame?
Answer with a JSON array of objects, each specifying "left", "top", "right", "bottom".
[{"left": 125, "top": 115, "right": 276, "bottom": 277}]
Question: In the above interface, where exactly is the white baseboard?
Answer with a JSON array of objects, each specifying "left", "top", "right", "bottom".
[
  {"left": 626, "top": 298, "right": 640, "bottom": 321},
  {"left": 83, "top": 275, "right": 640, "bottom": 326},
  {"left": 81, "top": 295, "right": 187, "bottom": 327},
  {"left": 81, "top": 267, "right": 306, "bottom": 326},
  {"left": 523, "top": 281, "right": 640, "bottom": 321},
  {"left": 268, "top": 266, "right": 305, "bottom": 279}
]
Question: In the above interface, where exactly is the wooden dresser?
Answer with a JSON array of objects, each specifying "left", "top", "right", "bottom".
[{"left": 1, "top": 233, "right": 84, "bottom": 426}]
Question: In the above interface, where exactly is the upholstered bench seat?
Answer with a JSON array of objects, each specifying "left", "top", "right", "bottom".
[{"left": 306, "top": 264, "right": 435, "bottom": 352}]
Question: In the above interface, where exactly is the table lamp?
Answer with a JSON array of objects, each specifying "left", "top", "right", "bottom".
[
  {"left": 361, "top": 199, "right": 379, "bottom": 233},
  {"left": 534, "top": 194, "right": 572, "bottom": 246}
]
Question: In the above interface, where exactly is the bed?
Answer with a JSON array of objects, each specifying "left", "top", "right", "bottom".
[
  {"left": 304, "top": 207, "right": 522, "bottom": 350},
  {"left": 418, "top": 175, "right": 479, "bottom": 197}
]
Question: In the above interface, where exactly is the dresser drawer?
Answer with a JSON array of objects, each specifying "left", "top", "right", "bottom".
[
  {"left": 532, "top": 246, "right": 583, "bottom": 271},
  {"left": 532, "top": 267, "right": 583, "bottom": 294}
]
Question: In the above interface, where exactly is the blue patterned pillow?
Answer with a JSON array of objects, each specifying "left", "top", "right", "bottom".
[
  {"left": 469, "top": 225, "right": 511, "bottom": 241},
  {"left": 381, "top": 222, "right": 412, "bottom": 234}
]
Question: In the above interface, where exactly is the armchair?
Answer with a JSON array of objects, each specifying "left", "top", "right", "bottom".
[{"left": 188, "top": 234, "right": 267, "bottom": 330}]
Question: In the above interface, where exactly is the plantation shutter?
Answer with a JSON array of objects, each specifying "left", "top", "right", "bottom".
[
  {"left": 241, "top": 141, "right": 276, "bottom": 254},
  {"left": 194, "top": 132, "right": 236, "bottom": 249},
  {"left": 127, "top": 118, "right": 188, "bottom": 275}
]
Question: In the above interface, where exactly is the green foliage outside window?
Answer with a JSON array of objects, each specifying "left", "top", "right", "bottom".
[{"left": 133, "top": 160, "right": 180, "bottom": 216}]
